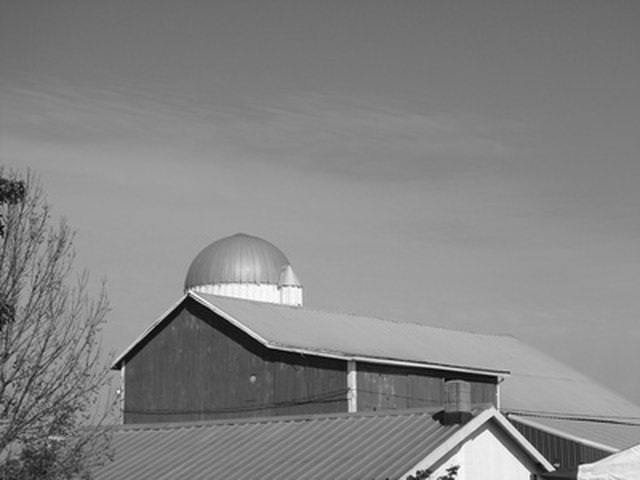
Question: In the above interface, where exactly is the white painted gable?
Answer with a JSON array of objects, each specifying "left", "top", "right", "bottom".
[{"left": 402, "top": 408, "right": 552, "bottom": 480}]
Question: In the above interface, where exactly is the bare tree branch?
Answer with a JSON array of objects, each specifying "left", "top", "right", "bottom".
[{"left": 0, "top": 169, "right": 114, "bottom": 479}]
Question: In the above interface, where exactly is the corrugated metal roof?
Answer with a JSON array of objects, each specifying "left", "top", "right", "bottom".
[
  {"left": 93, "top": 409, "right": 463, "bottom": 480},
  {"left": 184, "top": 233, "right": 294, "bottom": 289},
  {"left": 194, "top": 292, "right": 512, "bottom": 375},
  {"left": 114, "top": 293, "right": 640, "bottom": 451},
  {"left": 490, "top": 340, "right": 640, "bottom": 450},
  {"left": 509, "top": 414, "right": 640, "bottom": 452}
]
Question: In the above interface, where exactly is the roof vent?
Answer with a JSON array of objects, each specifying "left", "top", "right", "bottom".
[
  {"left": 441, "top": 380, "right": 473, "bottom": 425},
  {"left": 279, "top": 265, "right": 303, "bottom": 307}
]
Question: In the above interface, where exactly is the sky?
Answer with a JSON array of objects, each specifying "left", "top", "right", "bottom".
[{"left": 1, "top": 1, "right": 640, "bottom": 405}]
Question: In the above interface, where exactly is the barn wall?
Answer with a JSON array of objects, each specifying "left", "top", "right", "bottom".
[
  {"left": 124, "top": 298, "right": 347, "bottom": 423},
  {"left": 356, "top": 362, "right": 497, "bottom": 411},
  {"left": 509, "top": 420, "right": 611, "bottom": 469}
]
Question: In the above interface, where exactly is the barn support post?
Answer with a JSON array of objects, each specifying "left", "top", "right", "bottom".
[
  {"left": 120, "top": 363, "right": 126, "bottom": 424},
  {"left": 347, "top": 360, "right": 357, "bottom": 413}
]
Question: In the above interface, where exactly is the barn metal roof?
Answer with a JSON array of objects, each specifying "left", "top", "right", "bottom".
[
  {"left": 489, "top": 340, "right": 640, "bottom": 450},
  {"left": 114, "top": 292, "right": 510, "bottom": 376},
  {"left": 113, "top": 293, "right": 640, "bottom": 451},
  {"left": 92, "top": 407, "right": 552, "bottom": 480},
  {"left": 193, "top": 294, "right": 511, "bottom": 375},
  {"left": 509, "top": 414, "right": 640, "bottom": 452}
]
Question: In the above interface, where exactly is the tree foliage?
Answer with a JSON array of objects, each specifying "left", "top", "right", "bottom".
[
  {"left": 406, "top": 465, "right": 460, "bottom": 480},
  {"left": 0, "top": 170, "right": 113, "bottom": 479}
]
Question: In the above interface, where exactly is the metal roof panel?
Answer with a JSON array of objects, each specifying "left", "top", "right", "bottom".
[
  {"left": 194, "top": 292, "right": 511, "bottom": 375},
  {"left": 93, "top": 407, "right": 550, "bottom": 480},
  {"left": 93, "top": 409, "right": 462, "bottom": 480},
  {"left": 509, "top": 414, "right": 640, "bottom": 452}
]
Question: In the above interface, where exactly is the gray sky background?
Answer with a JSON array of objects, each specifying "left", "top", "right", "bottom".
[{"left": 2, "top": 1, "right": 640, "bottom": 404}]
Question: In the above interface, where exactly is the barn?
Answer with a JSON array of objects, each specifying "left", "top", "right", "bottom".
[{"left": 110, "top": 233, "right": 640, "bottom": 473}]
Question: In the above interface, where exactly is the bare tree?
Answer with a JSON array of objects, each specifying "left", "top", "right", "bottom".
[{"left": 0, "top": 170, "right": 113, "bottom": 479}]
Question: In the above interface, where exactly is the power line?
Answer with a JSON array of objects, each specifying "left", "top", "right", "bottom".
[
  {"left": 507, "top": 409, "right": 640, "bottom": 427},
  {"left": 126, "top": 389, "right": 349, "bottom": 416}
]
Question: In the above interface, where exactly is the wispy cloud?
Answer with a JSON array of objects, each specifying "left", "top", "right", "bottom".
[
  {"left": 216, "top": 93, "right": 533, "bottom": 182},
  {"left": 1, "top": 83, "right": 532, "bottom": 184}
]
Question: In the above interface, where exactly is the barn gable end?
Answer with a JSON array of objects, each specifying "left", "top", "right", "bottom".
[
  {"left": 121, "top": 296, "right": 499, "bottom": 423},
  {"left": 123, "top": 297, "right": 347, "bottom": 423}
]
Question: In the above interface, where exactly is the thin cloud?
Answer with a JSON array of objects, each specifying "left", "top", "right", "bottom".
[
  {"left": 214, "top": 93, "right": 533, "bottom": 182},
  {"left": 2, "top": 84, "right": 533, "bottom": 184}
]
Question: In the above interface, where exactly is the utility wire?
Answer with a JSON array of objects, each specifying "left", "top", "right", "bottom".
[
  {"left": 506, "top": 409, "right": 640, "bottom": 427},
  {"left": 126, "top": 389, "right": 348, "bottom": 416}
]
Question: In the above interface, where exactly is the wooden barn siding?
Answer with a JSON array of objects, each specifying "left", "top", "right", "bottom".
[
  {"left": 124, "top": 299, "right": 347, "bottom": 424},
  {"left": 356, "top": 362, "right": 497, "bottom": 411},
  {"left": 509, "top": 420, "right": 611, "bottom": 469}
]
